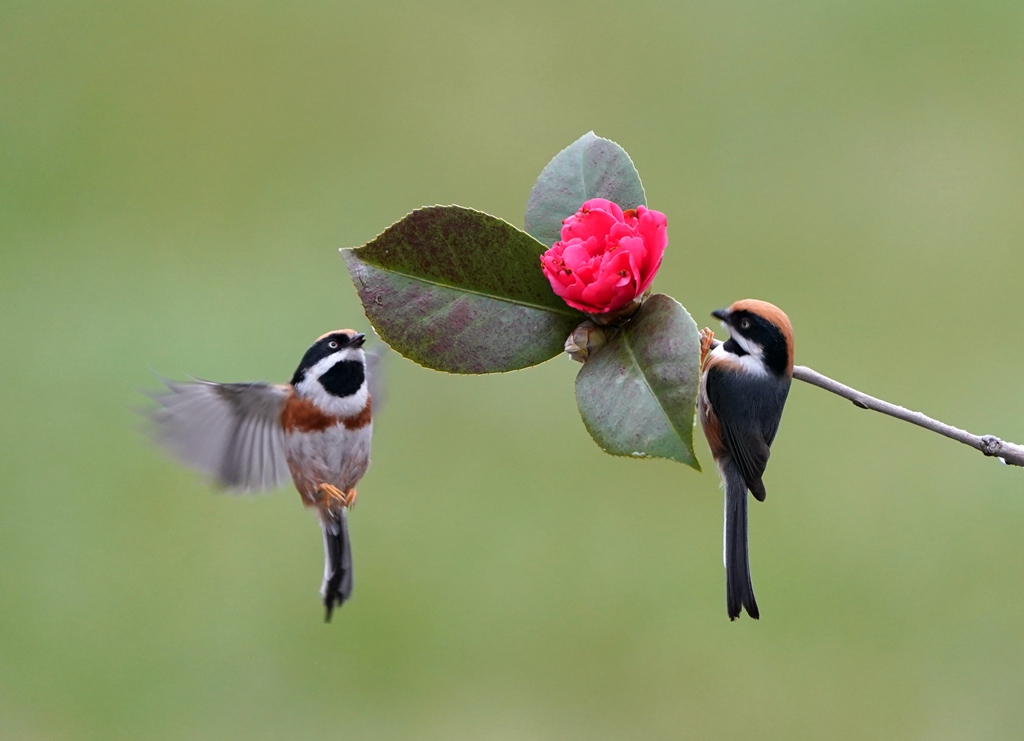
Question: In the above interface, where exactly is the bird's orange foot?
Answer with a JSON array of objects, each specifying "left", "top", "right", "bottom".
[
  {"left": 316, "top": 483, "right": 354, "bottom": 510},
  {"left": 699, "top": 327, "right": 716, "bottom": 370}
]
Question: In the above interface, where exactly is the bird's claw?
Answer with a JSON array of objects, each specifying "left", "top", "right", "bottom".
[
  {"left": 316, "top": 483, "right": 357, "bottom": 510},
  {"left": 699, "top": 327, "right": 715, "bottom": 370}
]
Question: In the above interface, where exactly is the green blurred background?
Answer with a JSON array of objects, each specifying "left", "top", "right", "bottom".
[{"left": 3, "top": 1, "right": 1024, "bottom": 738}]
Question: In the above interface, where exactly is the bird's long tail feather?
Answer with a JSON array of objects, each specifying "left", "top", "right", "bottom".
[
  {"left": 724, "top": 461, "right": 759, "bottom": 620},
  {"left": 320, "top": 509, "right": 353, "bottom": 622}
]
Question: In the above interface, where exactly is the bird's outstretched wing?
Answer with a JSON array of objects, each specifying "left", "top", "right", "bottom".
[{"left": 148, "top": 379, "right": 293, "bottom": 493}]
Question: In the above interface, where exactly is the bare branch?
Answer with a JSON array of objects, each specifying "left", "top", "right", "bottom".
[
  {"left": 704, "top": 335, "right": 1024, "bottom": 468},
  {"left": 792, "top": 365, "right": 1024, "bottom": 468}
]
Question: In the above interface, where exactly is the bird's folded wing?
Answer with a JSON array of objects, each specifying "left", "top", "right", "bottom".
[
  {"left": 149, "top": 379, "right": 293, "bottom": 493},
  {"left": 705, "top": 367, "right": 772, "bottom": 499}
]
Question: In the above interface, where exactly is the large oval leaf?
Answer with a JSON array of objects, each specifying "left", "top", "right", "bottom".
[
  {"left": 343, "top": 206, "right": 583, "bottom": 374},
  {"left": 524, "top": 131, "right": 647, "bottom": 248},
  {"left": 574, "top": 295, "right": 702, "bottom": 468}
]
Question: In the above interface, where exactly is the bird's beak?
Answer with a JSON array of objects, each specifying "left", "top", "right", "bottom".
[
  {"left": 711, "top": 309, "right": 729, "bottom": 321},
  {"left": 351, "top": 333, "right": 366, "bottom": 348}
]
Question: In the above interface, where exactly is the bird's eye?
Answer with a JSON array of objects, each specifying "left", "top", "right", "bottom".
[
  {"left": 739, "top": 319, "right": 751, "bottom": 330},
  {"left": 328, "top": 341, "right": 339, "bottom": 349}
]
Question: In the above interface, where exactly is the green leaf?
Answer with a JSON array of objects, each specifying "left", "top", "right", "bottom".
[
  {"left": 343, "top": 206, "right": 584, "bottom": 374},
  {"left": 574, "top": 295, "right": 702, "bottom": 469},
  {"left": 524, "top": 131, "right": 647, "bottom": 248}
]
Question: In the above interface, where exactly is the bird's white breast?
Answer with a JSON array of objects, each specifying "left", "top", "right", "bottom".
[{"left": 285, "top": 421, "right": 373, "bottom": 500}]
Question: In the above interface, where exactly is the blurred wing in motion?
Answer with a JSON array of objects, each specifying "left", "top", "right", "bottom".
[
  {"left": 148, "top": 379, "right": 293, "bottom": 493},
  {"left": 364, "top": 343, "right": 389, "bottom": 415}
]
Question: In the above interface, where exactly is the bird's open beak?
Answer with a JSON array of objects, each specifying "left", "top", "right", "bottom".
[
  {"left": 711, "top": 309, "right": 729, "bottom": 321},
  {"left": 351, "top": 333, "right": 366, "bottom": 348}
]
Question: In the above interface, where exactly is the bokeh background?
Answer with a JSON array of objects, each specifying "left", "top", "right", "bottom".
[{"left": 3, "top": 1, "right": 1024, "bottom": 738}]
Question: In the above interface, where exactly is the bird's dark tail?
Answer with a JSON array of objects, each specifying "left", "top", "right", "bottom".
[
  {"left": 724, "top": 461, "right": 759, "bottom": 620},
  {"left": 320, "top": 509, "right": 353, "bottom": 622}
]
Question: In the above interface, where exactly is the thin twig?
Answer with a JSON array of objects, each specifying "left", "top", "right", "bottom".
[
  {"left": 705, "top": 336, "right": 1024, "bottom": 468},
  {"left": 792, "top": 365, "right": 1024, "bottom": 468}
]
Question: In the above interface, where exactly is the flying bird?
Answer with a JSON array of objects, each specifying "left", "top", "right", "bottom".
[
  {"left": 148, "top": 329, "right": 379, "bottom": 621},
  {"left": 699, "top": 300, "right": 794, "bottom": 620}
]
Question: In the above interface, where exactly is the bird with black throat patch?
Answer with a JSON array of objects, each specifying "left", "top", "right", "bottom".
[
  {"left": 147, "top": 329, "right": 382, "bottom": 621},
  {"left": 698, "top": 300, "right": 794, "bottom": 621}
]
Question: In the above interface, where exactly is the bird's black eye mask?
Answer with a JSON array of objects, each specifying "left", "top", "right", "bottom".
[
  {"left": 729, "top": 311, "right": 772, "bottom": 342},
  {"left": 290, "top": 335, "right": 352, "bottom": 386},
  {"left": 728, "top": 311, "right": 789, "bottom": 375}
]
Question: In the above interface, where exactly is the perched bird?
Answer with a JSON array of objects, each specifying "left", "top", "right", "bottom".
[
  {"left": 148, "top": 329, "right": 378, "bottom": 621},
  {"left": 698, "top": 300, "right": 794, "bottom": 620}
]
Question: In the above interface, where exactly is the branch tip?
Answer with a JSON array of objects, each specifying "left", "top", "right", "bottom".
[{"left": 703, "top": 332, "right": 1024, "bottom": 470}]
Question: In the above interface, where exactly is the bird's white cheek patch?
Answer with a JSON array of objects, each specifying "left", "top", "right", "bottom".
[
  {"left": 710, "top": 344, "right": 769, "bottom": 377},
  {"left": 305, "top": 349, "right": 365, "bottom": 379},
  {"left": 731, "top": 333, "right": 763, "bottom": 359}
]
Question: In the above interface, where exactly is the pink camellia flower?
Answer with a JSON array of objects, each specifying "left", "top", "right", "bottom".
[{"left": 540, "top": 198, "right": 667, "bottom": 315}]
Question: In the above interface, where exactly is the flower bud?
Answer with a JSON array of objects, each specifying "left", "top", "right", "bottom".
[{"left": 565, "top": 320, "right": 610, "bottom": 363}]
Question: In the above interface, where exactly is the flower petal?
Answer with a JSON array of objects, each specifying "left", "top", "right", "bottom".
[{"left": 542, "top": 200, "right": 667, "bottom": 314}]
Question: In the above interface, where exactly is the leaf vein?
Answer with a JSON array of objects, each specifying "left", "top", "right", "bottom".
[
  {"left": 621, "top": 335, "right": 687, "bottom": 451},
  {"left": 364, "top": 263, "right": 580, "bottom": 317}
]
